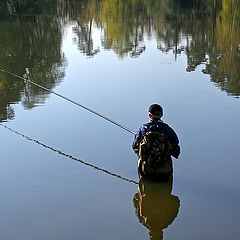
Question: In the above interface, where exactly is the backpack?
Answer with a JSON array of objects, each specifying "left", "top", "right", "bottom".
[{"left": 138, "top": 131, "right": 172, "bottom": 177}]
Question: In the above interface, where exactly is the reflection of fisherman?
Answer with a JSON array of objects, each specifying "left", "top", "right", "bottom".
[
  {"left": 132, "top": 104, "right": 180, "bottom": 179},
  {"left": 133, "top": 177, "right": 180, "bottom": 240}
]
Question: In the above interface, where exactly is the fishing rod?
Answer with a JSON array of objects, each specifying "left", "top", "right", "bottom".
[
  {"left": 0, "top": 123, "right": 138, "bottom": 185},
  {"left": 0, "top": 68, "right": 136, "bottom": 135}
]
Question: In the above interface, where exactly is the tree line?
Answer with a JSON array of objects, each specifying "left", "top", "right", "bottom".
[{"left": 0, "top": 0, "right": 239, "bottom": 121}]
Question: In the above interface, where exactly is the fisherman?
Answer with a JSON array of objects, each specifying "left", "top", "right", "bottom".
[{"left": 132, "top": 104, "right": 180, "bottom": 179}]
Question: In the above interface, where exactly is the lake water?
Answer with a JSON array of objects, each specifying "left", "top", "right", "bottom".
[{"left": 0, "top": 1, "right": 240, "bottom": 239}]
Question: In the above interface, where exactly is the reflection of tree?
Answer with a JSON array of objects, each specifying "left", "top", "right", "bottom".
[
  {"left": 0, "top": 0, "right": 71, "bottom": 18},
  {"left": 204, "top": 0, "right": 240, "bottom": 96},
  {"left": 28, "top": 0, "right": 239, "bottom": 96},
  {"left": 70, "top": 0, "right": 147, "bottom": 58},
  {"left": 99, "top": 0, "right": 146, "bottom": 58},
  {"left": 1, "top": 0, "right": 240, "bottom": 121},
  {"left": 71, "top": 0, "right": 101, "bottom": 57},
  {"left": 0, "top": 0, "right": 67, "bottom": 122},
  {"left": 154, "top": 0, "right": 240, "bottom": 97},
  {"left": 73, "top": 20, "right": 100, "bottom": 57},
  {"left": 0, "top": 72, "right": 18, "bottom": 121},
  {"left": 133, "top": 177, "right": 180, "bottom": 240}
]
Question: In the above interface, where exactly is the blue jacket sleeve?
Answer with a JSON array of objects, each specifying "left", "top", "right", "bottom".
[
  {"left": 132, "top": 127, "right": 143, "bottom": 154},
  {"left": 164, "top": 126, "right": 180, "bottom": 158}
]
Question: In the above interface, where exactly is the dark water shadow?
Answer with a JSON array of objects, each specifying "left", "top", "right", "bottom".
[{"left": 133, "top": 177, "right": 180, "bottom": 239}]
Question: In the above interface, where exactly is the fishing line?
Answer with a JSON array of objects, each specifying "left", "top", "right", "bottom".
[
  {"left": 0, "top": 124, "right": 138, "bottom": 185},
  {"left": 0, "top": 68, "right": 136, "bottom": 135}
]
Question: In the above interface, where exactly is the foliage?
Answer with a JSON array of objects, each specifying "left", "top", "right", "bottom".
[
  {"left": 0, "top": 0, "right": 67, "bottom": 121},
  {"left": 0, "top": 0, "right": 240, "bottom": 122}
]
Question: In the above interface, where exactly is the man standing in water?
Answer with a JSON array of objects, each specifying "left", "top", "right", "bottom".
[{"left": 132, "top": 104, "right": 180, "bottom": 179}]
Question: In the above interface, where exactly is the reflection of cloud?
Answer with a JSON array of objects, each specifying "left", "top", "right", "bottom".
[{"left": 133, "top": 177, "right": 180, "bottom": 240}]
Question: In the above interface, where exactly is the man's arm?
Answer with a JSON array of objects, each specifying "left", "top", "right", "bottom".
[
  {"left": 165, "top": 126, "right": 180, "bottom": 159},
  {"left": 132, "top": 127, "right": 143, "bottom": 154}
]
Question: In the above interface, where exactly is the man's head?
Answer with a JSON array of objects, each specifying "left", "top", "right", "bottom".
[{"left": 148, "top": 104, "right": 163, "bottom": 120}]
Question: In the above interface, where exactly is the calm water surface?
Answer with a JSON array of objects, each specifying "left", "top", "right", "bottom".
[{"left": 0, "top": 1, "right": 240, "bottom": 239}]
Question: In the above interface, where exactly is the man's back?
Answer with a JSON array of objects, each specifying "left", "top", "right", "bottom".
[
  {"left": 132, "top": 104, "right": 180, "bottom": 179},
  {"left": 133, "top": 119, "right": 180, "bottom": 159}
]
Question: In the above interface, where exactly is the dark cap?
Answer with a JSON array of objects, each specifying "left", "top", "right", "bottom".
[{"left": 148, "top": 104, "right": 163, "bottom": 115}]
